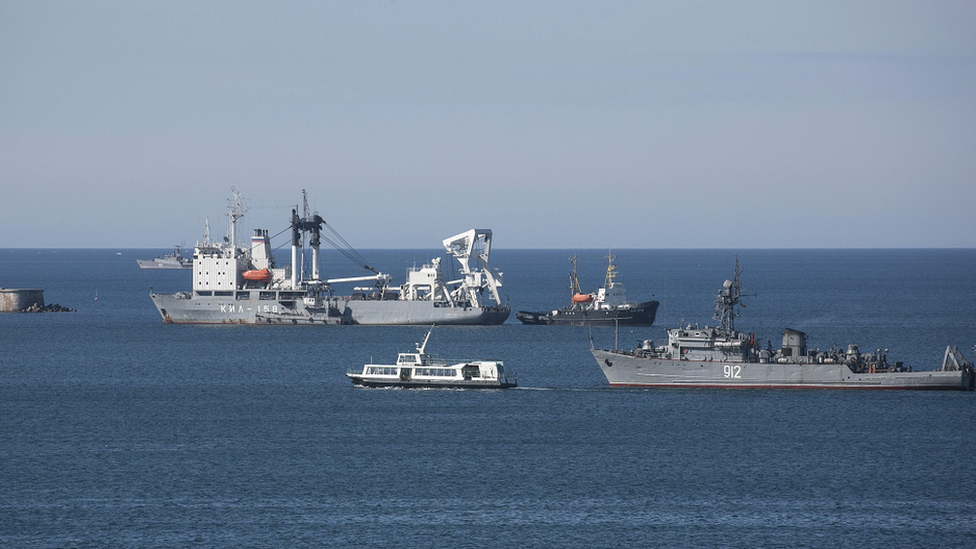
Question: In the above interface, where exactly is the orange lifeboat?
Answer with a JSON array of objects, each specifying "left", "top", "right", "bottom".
[
  {"left": 572, "top": 293, "right": 594, "bottom": 304},
  {"left": 242, "top": 268, "right": 272, "bottom": 282}
]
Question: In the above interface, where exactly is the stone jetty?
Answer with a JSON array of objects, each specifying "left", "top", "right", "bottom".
[{"left": 0, "top": 288, "right": 75, "bottom": 313}]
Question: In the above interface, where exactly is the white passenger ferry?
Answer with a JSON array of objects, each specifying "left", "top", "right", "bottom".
[{"left": 347, "top": 327, "right": 516, "bottom": 388}]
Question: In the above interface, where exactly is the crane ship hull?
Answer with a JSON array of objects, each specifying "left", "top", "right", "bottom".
[{"left": 153, "top": 292, "right": 509, "bottom": 325}]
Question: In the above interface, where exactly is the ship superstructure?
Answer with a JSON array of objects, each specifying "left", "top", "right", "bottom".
[
  {"left": 591, "top": 257, "right": 974, "bottom": 390},
  {"left": 150, "top": 191, "right": 509, "bottom": 325}
]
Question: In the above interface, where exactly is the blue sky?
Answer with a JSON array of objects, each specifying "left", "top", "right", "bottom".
[{"left": 2, "top": 1, "right": 974, "bottom": 248}]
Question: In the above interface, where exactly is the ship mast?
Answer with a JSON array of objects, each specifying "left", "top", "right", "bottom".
[
  {"left": 226, "top": 188, "right": 246, "bottom": 250},
  {"left": 604, "top": 250, "right": 617, "bottom": 289},
  {"left": 714, "top": 255, "right": 743, "bottom": 333},
  {"left": 569, "top": 254, "right": 582, "bottom": 297}
]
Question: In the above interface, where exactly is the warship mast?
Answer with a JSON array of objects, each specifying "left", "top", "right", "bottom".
[{"left": 714, "top": 255, "right": 744, "bottom": 334}]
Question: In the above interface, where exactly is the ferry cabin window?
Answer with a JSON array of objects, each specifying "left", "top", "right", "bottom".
[{"left": 415, "top": 368, "right": 455, "bottom": 377}]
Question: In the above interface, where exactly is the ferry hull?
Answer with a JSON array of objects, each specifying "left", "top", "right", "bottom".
[
  {"left": 151, "top": 293, "right": 510, "bottom": 325},
  {"left": 347, "top": 376, "right": 516, "bottom": 389},
  {"left": 592, "top": 349, "right": 975, "bottom": 391}
]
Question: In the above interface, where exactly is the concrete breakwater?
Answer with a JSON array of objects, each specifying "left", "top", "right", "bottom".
[
  {"left": 0, "top": 288, "right": 75, "bottom": 313},
  {"left": 0, "top": 288, "right": 45, "bottom": 312},
  {"left": 1, "top": 288, "right": 77, "bottom": 313}
]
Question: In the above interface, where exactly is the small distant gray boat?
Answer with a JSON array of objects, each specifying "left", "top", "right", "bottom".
[
  {"left": 137, "top": 246, "right": 192, "bottom": 269},
  {"left": 347, "top": 327, "right": 516, "bottom": 389},
  {"left": 592, "top": 257, "right": 974, "bottom": 390}
]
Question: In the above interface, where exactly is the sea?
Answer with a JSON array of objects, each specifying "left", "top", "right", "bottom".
[{"left": 1, "top": 248, "right": 975, "bottom": 549}]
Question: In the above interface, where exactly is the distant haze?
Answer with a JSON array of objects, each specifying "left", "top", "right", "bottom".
[{"left": 2, "top": 1, "right": 974, "bottom": 249}]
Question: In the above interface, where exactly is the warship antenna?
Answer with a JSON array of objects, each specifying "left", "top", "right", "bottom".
[{"left": 714, "top": 254, "right": 744, "bottom": 333}]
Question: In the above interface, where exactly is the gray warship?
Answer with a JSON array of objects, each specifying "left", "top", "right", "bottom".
[
  {"left": 591, "top": 257, "right": 974, "bottom": 390},
  {"left": 517, "top": 253, "right": 659, "bottom": 326},
  {"left": 136, "top": 245, "right": 192, "bottom": 269},
  {"left": 150, "top": 191, "right": 509, "bottom": 325}
]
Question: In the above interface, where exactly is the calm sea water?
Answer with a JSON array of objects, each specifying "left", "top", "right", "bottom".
[{"left": 2, "top": 248, "right": 975, "bottom": 548}]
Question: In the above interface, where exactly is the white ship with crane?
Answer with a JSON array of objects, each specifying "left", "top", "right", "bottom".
[{"left": 149, "top": 190, "right": 510, "bottom": 325}]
